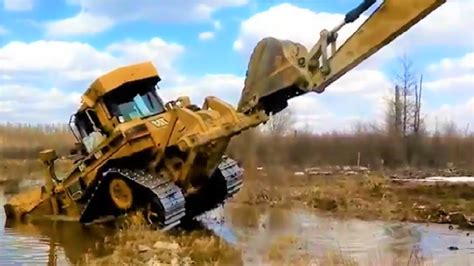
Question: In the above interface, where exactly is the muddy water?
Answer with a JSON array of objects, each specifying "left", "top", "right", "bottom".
[
  {"left": 1, "top": 185, "right": 474, "bottom": 265},
  {"left": 0, "top": 184, "right": 115, "bottom": 265},
  {"left": 217, "top": 204, "right": 474, "bottom": 265}
]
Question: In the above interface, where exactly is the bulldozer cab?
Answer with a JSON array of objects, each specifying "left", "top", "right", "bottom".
[
  {"left": 102, "top": 77, "right": 166, "bottom": 123},
  {"left": 68, "top": 61, "right": 166, "bottom": 155},
  {"left": 69, "top": 78, "right": 166, "bottom": 154}
]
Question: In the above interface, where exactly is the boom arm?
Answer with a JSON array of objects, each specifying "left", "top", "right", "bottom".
[{"left": 238, "top": 0, "right": 446, "bottom": 115}]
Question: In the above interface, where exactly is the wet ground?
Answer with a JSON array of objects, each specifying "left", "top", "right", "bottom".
[{"left": 2, "top": 184, "right": 474, "bottom": 265}]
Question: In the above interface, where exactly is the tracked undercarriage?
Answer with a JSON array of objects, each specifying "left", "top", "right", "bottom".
[
  {"left": 80, "top": 168, "right": 186, "bottom": 228},
  {"left": 76, "top": 156, "right": 242, "bottom": 229}
]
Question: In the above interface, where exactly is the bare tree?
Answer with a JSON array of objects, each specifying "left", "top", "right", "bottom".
[
  {"left": 413, "top": 74, "right": 423, "bottom": 134},
  {"left": 395, "top": 55, "right": 418, "bottom": 137},
  {"left": 384, "top": 55, "right": 427, "bottom": 165},
  {"left": 385, "top": 85, "right": 403, "bottom": 135},
  {"left": 394, "top": 84, "right": 402, "bottom": 134},
  {"left": 386, "top": 55, "right": 424, "bottom": 138}
]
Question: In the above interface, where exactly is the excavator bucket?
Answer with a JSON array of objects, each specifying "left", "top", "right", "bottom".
[
  {"left": 237, "top": 0, "right": 446, "bottom": 115},
  {"left": 237, "top": 38, "right": 308, "bottom": 115}
]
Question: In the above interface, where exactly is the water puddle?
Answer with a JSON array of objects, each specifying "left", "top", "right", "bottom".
[{"left": 1, "top": 184, "right": 474, "bottom": 265}]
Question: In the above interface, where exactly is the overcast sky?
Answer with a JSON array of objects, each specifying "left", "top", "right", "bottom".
[{"left": 0, "top": 0, "right": 472, "bottom": 133}]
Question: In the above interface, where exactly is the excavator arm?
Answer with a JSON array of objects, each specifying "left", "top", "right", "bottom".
[{"left": 238, "top": 0, "right": 446, "bottom": 115}]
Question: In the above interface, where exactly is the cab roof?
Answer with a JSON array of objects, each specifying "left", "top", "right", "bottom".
[{"left": 79, "top": 61, "right": 160, "bottom": 110}]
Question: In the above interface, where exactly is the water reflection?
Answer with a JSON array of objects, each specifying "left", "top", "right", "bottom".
[{"left": 4, "top": 220, "right": 115, "bottom": 265}]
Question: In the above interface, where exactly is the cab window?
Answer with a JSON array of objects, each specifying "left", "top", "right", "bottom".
[
  {"left": 69, "top": 109, "right": 106, "bottom": 153},
  {"left": 104, "top": 78, "right": 165, "bottom": 123}
]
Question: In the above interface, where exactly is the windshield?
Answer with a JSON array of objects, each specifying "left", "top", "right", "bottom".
[{"left": 108, "top": 89, "right": 165, "bottom": 122}]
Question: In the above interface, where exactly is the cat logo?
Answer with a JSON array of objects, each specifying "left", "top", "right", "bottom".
[{"left": 151, "top": 118, "right": 168, "bottom": 128}]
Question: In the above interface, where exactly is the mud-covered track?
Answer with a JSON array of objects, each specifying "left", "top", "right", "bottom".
[
  {"left": 80, "top": 168, "right": 185, "bottom": 229},
  {"left": 183, "top": 156, "right": 244, "bottom": 222}
]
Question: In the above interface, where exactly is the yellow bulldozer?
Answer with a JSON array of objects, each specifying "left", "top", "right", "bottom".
[{"left": 4, "top": 0, "right": 446, "bottom": 229}]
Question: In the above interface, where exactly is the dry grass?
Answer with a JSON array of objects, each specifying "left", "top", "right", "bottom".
[{"left": 0, "top": 123, "right": 74, "bottom": 159}]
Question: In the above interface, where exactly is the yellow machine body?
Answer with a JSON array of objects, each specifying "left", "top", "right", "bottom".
[{"left": 4, "top": 0, "right": 446, "bottom": 228}]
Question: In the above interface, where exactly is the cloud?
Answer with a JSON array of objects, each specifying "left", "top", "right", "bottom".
[
  {"left": 286, "top": 68, "right": 392, "bottom": 133},
  {"left": 197, "top": 19, "right": 222, "bottom": 41},
  {"left": 425, "top": 75, "right": 474, "bottom": 92},
  {"left": 425, "top": 52, "right": 474, "bottom": 93},
  {"left": 425, "top": 97, "right": 474, "bottom": 134},
  {"left": 397, "top": 0, "right": 474, "bottom": 49},
  {"left": 327, "top": 70, "right": 392, "bottom": 97},
  {"left": 44, "top": 12, "right": 115, "bottom": 37},
  {"left": 161, "top": 74, "right": 244, "bottom": 106},
  {"left": 0, "top": 38, "right": 184, "bottom": 85},
  {"left": 0, "top": 40, "right": 117, "bottom": 85},
  {"left": 198, "top": 31, "right": 215, "bottom": 41},
  {"left": 231, "top": 3, "right": 403, "bottom": 69},
  {"left": 233, "top": 0, "right": 473, "bottom": 69},
  {"left": 0, "top": 85, "right": 81, "bottom": 122},
  {"left": 3, "top": 0, "right": 34, "bottom": 11},
  {"left": 105, "top": 38, "right": 184, "bottom": 84},
  {"left": 47, "top": 0, "right": 248, "bottom": 36},
  {"left": 233, "top": 3, "right": 365, "bottom": 53},
  {"left": 427, "top": 52, "right": 474, "bottom": 78},
  {"left": 0, "top": 38, "right": 185, "bottom": 122}
]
